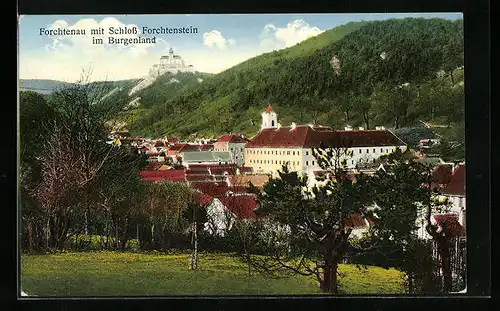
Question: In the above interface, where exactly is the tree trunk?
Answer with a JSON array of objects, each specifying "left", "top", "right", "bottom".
[
  {"left": 449, "top": 70, "right": 455, "bottom": 85},
  {"left": 27, "top": 217, "right": 34, "bottom": 252},
  {"left": 321, "top": 260, "right": 338, "bottom": 293},
  {"left": 438, "top": 237, "right": 452, "bottom": 293},
  {"left": 408, "top": 273, "right": 414, "bottom": 294},
  {"left": 320, "top": 235, "right": 340, "bottom": 294},
  {"left": 363, "top": 112, "right": 370, "bottom": 130}
]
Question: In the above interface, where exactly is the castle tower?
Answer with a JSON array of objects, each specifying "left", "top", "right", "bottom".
[{"left": 261, "top": 104, "right": 278, "bottom": 130}]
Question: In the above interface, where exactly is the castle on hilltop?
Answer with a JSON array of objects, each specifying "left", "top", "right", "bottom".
[{"left": 148, "top": 48, "right": 195, "bottom": 77}]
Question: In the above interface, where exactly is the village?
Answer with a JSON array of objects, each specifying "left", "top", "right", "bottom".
[
  {"left": 19, "top": 14, "right": 475, "bottom": 297},
  {"left": 108, "top": 104, "right": 466, "bottom": 247}
]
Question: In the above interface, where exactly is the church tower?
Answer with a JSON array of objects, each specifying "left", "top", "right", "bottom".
[{"left": 261, "top": 104, "right": 278, "bottom": 130}]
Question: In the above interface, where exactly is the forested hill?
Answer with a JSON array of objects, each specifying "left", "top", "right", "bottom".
[{"left": 126, "top": 18, "right": 463, "bottom": 141}]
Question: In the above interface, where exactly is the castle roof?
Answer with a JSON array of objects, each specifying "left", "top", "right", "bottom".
[{"left": 246, "top": 125, "right": 406, "bottom": 148}]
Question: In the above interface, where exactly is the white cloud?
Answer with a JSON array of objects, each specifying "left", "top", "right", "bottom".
[
  {"left": 203, "top": 30, "right": 235, "bottom": 50},
  {"left": 260, "top": 19, "right": 324, "bottom": 50},
  {"left": 19, "top": 17, "right": 165, "bottom": 82}
]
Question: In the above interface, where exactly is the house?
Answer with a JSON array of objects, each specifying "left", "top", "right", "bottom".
[
  {"left": 417, "top": 163, "right": 466, "bottom": 240},
  {"left": 245, "top": 106, "right": 407, "bottom": 187},
  {"left": 214, "top": 134, "right": 250, "bottom": 166},
  {"left": 193, "top": 189, "right": 258, "bottom": 236},
  {"left": 226, "top": 174, "right": 271, "bottom": 189},
  {"left": 165, "top": 143, "right": 200, "bottom": 157},
  {"left": 440, "top": 164, "right": 466, "bottom": 227}
]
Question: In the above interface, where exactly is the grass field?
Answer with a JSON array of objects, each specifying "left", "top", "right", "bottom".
[{"left": 20, "top": 251, "right": 405, "bottom": 296}]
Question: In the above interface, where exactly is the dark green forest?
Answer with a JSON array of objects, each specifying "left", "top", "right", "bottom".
[{"left": 121, "top": 18, "right": 463, "bottom": 148}]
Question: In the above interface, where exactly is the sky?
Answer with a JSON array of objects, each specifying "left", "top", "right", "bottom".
[{"left": 18, "top": 13, "right": 462, "bottom": 82}]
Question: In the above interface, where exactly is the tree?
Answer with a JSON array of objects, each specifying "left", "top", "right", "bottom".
[
  {"left": 182, "top": 203, "right": 208, "bottom": 270},
  {"left": 95, "top": 146, "right": 148, "bottom": 250},
  {"left": 145, "top": 181, "right": 195, "bottom": 249},
  {"left": 28, "top": 72, "right": 126, "bottom": 250},
  {"left": 360, "top": 149, "right": 442, "bottom": 293},
  {"left": 19, "top": 91, "right": 57, "bottom": 251},
  {"left": 240, "top": 139, "right": 373, "bottom": 294}
]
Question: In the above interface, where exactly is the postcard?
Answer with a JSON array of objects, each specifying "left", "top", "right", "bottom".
[{"left": 18, "top": 13, "right": 466, "bottom": 297}]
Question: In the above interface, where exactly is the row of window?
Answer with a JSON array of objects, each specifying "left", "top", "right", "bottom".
[
  {"left": 249, "top": 159, "right": 307, "bottom": 166},
  {"left": 360, "top": 148, "right": 395, "bottom": 154},
  {"left": 247, "top": 149, "right": 302, "bottom": 156},
  {"left": 247, "top": 147, "right": 397, "bottom": 156}
]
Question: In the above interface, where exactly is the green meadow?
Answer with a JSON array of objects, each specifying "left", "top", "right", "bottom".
[{"left": 21, "top": 251, "right": 405, "bottom": 296}]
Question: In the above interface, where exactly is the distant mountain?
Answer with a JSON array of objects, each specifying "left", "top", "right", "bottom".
[{"left": 19, "top": 79, "right": 74, "bottom": 94}]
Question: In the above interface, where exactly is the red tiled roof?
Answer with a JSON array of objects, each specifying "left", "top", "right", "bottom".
[
  {"left": 432, "top": 164, "right": 453, "bottom": 185},
  {"left": 167, "top": 136, "right": 179, "bottom": 143},
  {"left": 168, "top": 143, "right": 199, "bottom": 152},
  {"left": 441, "top": 164, "right": 465, "bottom": 196},
  {"left": 239, "top": 167, "right": 253, "bottom": 173},
  {"left": 227, "top": 174, "right": 270, "bottom": 188},
  {"left": 190, "top": 182, "right": 229, "bottom": 197},
  {"left": 216, "top": 135, "right": 250, "bottom": 144},
  {"left": 264, "top": 104, "right": 274, "bottom": 113},
  {"left": 433, "top": 213, "right": 466, "bottom": 237},
  {"left": 247, "top": 126, "right": 406, "bottom": 148},
  {"left": 139, "top": 170, "right": 186, "bottom": 182},
  {"left": 186, "top": 174, "right": 215, "bottom": 182},
  {"left": 154, "top": 140, "right": 167, "bottom": 147},
  {"left": 219, "top": 194, "right": 257, "bottom": 219},
  {"left": 186, "top": 168, "right": 210, "bottom": 174}
]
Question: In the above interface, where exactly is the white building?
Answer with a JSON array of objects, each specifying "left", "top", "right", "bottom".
[
  {"left": 148, "top": 48, "right": 195, "bottom": 77},
  {"left": 245, "top": 105, "right": 407, "bottom": 187}
]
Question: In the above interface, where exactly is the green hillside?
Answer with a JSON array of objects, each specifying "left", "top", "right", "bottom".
[{"left": 126, "top": 18, "right": 463, "bottom": 142}]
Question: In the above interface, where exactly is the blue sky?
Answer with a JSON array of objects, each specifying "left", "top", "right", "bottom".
[{"left": 18, "top": 13, "right": 462, "bottom": 82}]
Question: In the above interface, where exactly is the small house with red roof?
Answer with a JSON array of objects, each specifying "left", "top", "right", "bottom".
[
  {"left": 205, "top": 194, "right": 258, "bottom": 236},
  {"left": 214, "top": 134, "right": 250, "bottom": 166},
  {"left": 417, "top": 163, "right": 466, "bottom": 240},
  {"left": 440, "top": 163, "right": 466, "bottom": 227}
]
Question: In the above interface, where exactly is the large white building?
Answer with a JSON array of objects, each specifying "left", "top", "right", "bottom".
[{"left": 244, "top": 105, "right": 407, "bottom": 185}]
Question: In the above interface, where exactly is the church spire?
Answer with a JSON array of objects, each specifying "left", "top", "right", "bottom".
[
  {"left": 264, "top": 104, "right": 274, "bottom": 113},
  {"left": 261, "top": 104, "right": 278, "bottom": 130}
]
